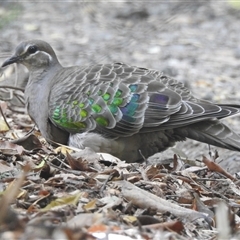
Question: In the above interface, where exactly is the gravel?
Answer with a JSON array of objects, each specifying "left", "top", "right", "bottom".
[{"left": 1, "top": 1, "right": 240, "bottom": 172}]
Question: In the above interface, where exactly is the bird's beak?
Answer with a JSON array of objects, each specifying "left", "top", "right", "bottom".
[{"left": 1, "top": 55, "right": 20, "bottom": 68}]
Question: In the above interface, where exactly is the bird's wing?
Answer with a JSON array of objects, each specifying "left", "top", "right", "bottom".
[
  {"left": 48, "top": 63, "right": 180, "bottom": 136},
  {"left": 48, "top": 63, "right": 240, "bottom": 137}
]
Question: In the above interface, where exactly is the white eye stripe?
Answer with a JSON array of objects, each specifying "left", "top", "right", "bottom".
[
  {"left": 25, "top": 50, "right": 38, "bottom": 60},
  {"left": 24, "top": 44, "right": 31, "bottom": 52},
  {"left": 42, "top": 51, "right": 52, "bottom": 61},
  {"left": 25, "top": 50, "right": 52, "bottom": 61},
  {"left": 28, "top": 50, "right": 39, "bottom": 56}
]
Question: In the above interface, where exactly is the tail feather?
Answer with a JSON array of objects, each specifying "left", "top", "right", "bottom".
[{"left": 175, "top": 120, "right": 240, "bottom": 151}]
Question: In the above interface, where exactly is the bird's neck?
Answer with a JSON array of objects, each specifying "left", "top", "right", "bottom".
[
  {"left": 24, "top": 63, "right": 63, "bottom": 141},
  {"left": 25, "top": 63, "right": 63, "bottom": 112},
  {"left": 28, "top": 62, "right": 62, "bottom": 85}
]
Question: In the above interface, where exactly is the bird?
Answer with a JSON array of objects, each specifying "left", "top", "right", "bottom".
[{"left": 2, "top": 39, "right": 240, "bottom": 162}]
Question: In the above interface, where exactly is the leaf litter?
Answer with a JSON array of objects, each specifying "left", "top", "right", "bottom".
[
  {"left": 0, "top": 94, "right": 240, "bottom": 239},
  {"left": 1, "top": 2, "right": 240, "bottom": 238}
]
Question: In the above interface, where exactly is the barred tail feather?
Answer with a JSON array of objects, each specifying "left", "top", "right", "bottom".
[{"left": 175, "top": 120, "right": 240, "bottom": 151}]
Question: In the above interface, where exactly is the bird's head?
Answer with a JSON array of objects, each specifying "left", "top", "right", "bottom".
[{"left": 1, "top": 40, "right": 60, "bottom": 71}]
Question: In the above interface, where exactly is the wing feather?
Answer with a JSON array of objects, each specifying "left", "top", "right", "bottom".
[{"left": 48, "top": 63, "right": 240, "bottom": 138}]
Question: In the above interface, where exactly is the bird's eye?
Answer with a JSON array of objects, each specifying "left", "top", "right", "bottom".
[{"left": 27, "top": 45, "right": 38, "bottom": 54}]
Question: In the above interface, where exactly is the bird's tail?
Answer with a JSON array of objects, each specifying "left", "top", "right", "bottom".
[{"left": 174, "top": 119, "right": 240, "bottom": 151}]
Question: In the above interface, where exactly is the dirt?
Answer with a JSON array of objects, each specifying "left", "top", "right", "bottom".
[{"left": 1, "top": 1, "right": 240, "bottom": 172}]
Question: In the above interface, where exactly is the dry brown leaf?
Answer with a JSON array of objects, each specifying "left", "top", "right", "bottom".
[
  {"left": 0, "top": 140, "right": 24, "bottom": 155},
  {"left": 88, "top": 224, "right": 120, "bottom": 233},
  {"left": 142, "top": 220, "right": 184, "bottom": 233},
  {"left": 202, "top": 155, "right": 236, "bottom": 181},
  {"left": 66, "top": 151, "right": 98, "bottom": 172},
  {"left": 11, "top": 134, "right": 42, "bottom": 150}
]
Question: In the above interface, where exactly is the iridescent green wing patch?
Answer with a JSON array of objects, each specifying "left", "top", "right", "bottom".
[
  {"left": 51, "top": 102, "right": 89, "bottom": 132},
  {"left": 49, "top": 64, "right": 152, "bottom": 136}
]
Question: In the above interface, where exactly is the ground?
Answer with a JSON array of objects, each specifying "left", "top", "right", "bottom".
[
  {"left": 1, "top": 1, "right": 240, "bottom": 239},
  {"left": 1, "top": 1, "right": 240, "bottom": 171}
]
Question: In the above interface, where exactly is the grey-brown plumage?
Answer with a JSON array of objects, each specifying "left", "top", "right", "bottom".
[{"left": 2, "top": 39, "right": 240, "bottom": 162}]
